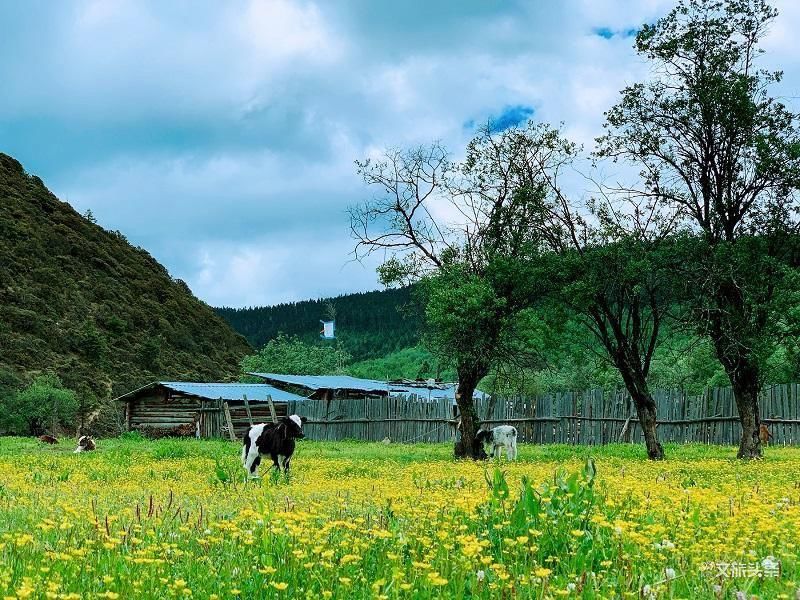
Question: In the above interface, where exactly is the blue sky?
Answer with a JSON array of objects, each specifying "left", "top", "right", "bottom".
[{"left": 2, "top": 0, "right": 799, "bottom": 307}]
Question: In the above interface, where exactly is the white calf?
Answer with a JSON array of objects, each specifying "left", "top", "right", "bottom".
[{"left": 476, "top": 426, "right": 518, "bottom": 460}]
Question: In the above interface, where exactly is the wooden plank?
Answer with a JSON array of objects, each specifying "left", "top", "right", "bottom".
[
  {"left": 782, "top": 383, "right": 789, "bottom": 446},
  {"left": 788, "top": 384, "right": 793, "bottom": 446},
  {"left": 784, "top": 384, "right": 791, "bottom": 446},
  {"left": 600, "top": 390, "right": 609, "bottom": 445},
  {"left": 701, "top": 390, "right": 708, "bottom": 443},
  {"left": 266, "top": 395, "right": 278, "bottom": 424},
  {"left": 561, "top": 392, "right": 570, "bottom": 444},
  {"left": 774, "top": 385, "right": 784, "bottom": 446},
  {"left": 223, "top": 401, "right": 236, "bottom": 441},
  {"left": 242, "top": 395, "right": 254, "bottom": 427},
  {"left": 717, "top": 388, "right": 733, "bottom": 445},
  {"left": 786, "top": 383, "right": 800, "bottom": 446}
]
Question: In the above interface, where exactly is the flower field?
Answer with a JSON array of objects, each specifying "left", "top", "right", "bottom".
[{"left": 0, "top": 437, "right": 798, "bottom": 599}]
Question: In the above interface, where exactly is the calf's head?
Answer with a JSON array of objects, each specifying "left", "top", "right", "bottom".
[
  {"left": 283, "top": 415, "right": 307, "bottom": 439},
  {"left": 475, "top": 430, "right": 492, "bottom": 445}
]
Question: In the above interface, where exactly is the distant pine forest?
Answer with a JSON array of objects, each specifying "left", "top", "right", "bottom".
[{"left": 215, "top": 287, "right": 422, "bottom": 362}]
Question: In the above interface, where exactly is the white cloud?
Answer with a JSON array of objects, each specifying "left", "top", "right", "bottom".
[
  {"left": 238, "top": 0, "right": 344, "bottom": 68},
  {"left": 3, "top": 0, "right": 800, "bottom": 308},
  {"left": 191, "top": 238, "right": 380, "bottom": 307}
]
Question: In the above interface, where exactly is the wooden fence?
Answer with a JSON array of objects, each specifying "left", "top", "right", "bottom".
[{"left": 286, "top": 383, "right": 800, "bottom": 446}]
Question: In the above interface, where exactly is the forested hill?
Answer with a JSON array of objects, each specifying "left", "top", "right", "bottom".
[
  {"left": 0, "top": 153, "right": 252, "bottom": 400},
  {"left": 215, "top": 287, "right": 422, "bottom": 360}
]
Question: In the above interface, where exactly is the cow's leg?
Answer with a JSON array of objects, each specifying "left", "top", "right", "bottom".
[
  {"left": 245, "top": 447, "right": 262, "bottom": 478},
  {"left": 493, "top": 445, "right": 501, "bottom": 460},
  {"left": 508, "top": 442, "right": 517, "bottom": 461},
  {"left": 270, "top": 453, "right": 281, "bottom": 472},
  {"left": 250, "top": 455, "right": 262, "bottom": 477},
  {"left": 282, "top": 455, "right": 291, "bottom": 474}
]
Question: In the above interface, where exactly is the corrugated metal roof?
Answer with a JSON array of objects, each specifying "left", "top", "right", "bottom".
[
  {"left": 248, "top": 373, "right": 392, "bottom": 393},
  {"left": 115, "top": 381, "right": 307, "bottom": 403},
  {"left": 248, "top": 373, "right": 484, "bottom": 401}
]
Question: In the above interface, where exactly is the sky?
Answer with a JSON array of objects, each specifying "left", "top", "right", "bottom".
[{"left": 2, "top": 0, "right": 800, "bottom": 308}]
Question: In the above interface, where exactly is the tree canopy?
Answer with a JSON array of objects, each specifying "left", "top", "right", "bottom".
[{"left": 596, "top": 0, "right": 800, "bottom": 457}]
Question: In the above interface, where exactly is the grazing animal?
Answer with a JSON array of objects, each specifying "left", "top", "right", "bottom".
[
  {"left": 74, "top": 435, "right": 96, "bottom": 453},
  {"left": 759, "top": 424, "right": 773, "bottom": 446},
  {"left": 476, "top": 426, "right": 518, "bottom": 461},
  {"left": 38, "top": 435, "right": 59, "bottom": 444},
  {"left": 242, "top": 415, "right": 306, "bottom": 478},
  {"left": 454, "top": 435, "right": 489, "bottom": 460}
]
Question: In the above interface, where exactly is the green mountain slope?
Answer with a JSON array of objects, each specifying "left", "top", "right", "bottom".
[
  {"left": 0, "top": 153, "right": 252, "bottom": 400},
  {"left": 216, "top": 287, "right": 422, "bottom": 361}
]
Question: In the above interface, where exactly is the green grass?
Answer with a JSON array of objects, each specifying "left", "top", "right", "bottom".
[{"left": 0, "top": 438, "right": 798, "bottom": 599}]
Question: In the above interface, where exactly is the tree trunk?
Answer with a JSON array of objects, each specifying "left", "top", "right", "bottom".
[
  {"left": 709, "top": 296, "right": 763, "bottom": 459},
  {"left": 453, "top": 363, "right": 488, "bottom": 460},
  {"left": 719, "top": 353, "right": 762, "bottom": 459},
  {"left": 633, "top": 392, "right": 663, "bottom": 460},
  {"left": 616, "top": 355, "right": 664, "bottom": 460}
]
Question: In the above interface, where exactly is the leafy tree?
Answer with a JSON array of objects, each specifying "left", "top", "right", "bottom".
[
  {"left": 596, "top": 0, "right": 800, "bottom": 457},
  {"left": 3, "top": 374, "right": 78, "bottom": 436},
  {"left": 481, "top": 121, "right": 678, "bottom": 459},
  {"left": 240, "top": 334, "right": 352, "bottom": 376},
  {"left": 351, "top": 127, "right": 550, "bottom": 458}
]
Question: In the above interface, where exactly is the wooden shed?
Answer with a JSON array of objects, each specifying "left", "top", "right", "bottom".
[{"left": 115, "top": 382, "right": 307, "bottom": 439}]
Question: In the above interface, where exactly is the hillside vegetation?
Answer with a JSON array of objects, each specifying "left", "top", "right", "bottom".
[
  {"left": 220, "top": 287, "right": 800, "bottom": 395},
  {"left": 0, "top": 153, "right": 251, "bottom": 425},
  {"left": 216, "top": 286, "right": 421, "bottom": 361}
]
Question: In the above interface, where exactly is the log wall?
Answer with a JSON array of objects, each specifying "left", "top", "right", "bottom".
[
  {"left": 128, "top": 391, "right": 200, "bottom": 431},
  {"left": 127, "top": 390, "right": 290, "bottom": 439}
]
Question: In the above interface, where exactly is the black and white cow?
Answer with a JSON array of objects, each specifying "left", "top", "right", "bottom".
[
  {"left": 241, "top": 415, "right": 307, "bottom": 478},
  {"left": 476, "top": 425, "right": 518, "bottom": 461}
]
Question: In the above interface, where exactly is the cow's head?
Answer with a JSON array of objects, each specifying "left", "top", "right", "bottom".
[
  {"left": 283, "top": 415, "right": 307, "bottom": 439},
  {"left": 475, "top": 429, "right": 492, "bottom": 445}
]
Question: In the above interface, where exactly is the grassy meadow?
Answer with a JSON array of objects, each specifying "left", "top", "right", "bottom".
[{"left": 0, "top": 437, "right": 798, "bottom": 599}]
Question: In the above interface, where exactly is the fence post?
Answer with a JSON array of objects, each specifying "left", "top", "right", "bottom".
[
  {"left": 223, "top": 401, "right": 236, "bottom": 442},
  {"left": 242, "top": 394, "right": 254, "bottom": 427},
  {"left": 267, "top": 394, "right": 277, "bottom": 424}
]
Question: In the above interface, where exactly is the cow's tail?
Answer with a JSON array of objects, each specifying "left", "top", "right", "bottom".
[{"left": 241, "top": 427, "right": 251, "bottom": 467}]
